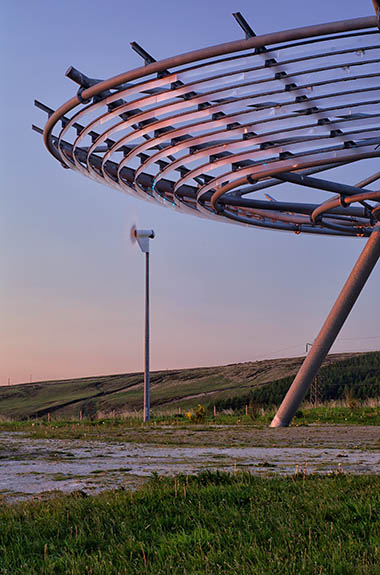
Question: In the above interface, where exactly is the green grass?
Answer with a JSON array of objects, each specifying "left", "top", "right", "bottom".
[
  {"left": 0, "top": 472, "right": 379, "bottom": 574},
  {"left": 291, "top": 405, "right": 380, "bottom": 426},
  {"left": 0, "top": 404, "right": 379, "bottom": 442},
  {"left": 1, "top": 351, "right": 377, "bottom": 420}
]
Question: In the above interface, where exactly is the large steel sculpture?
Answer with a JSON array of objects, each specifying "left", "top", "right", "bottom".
[{"left": 35, "top": 4, "right": 380, "bottom": 427}]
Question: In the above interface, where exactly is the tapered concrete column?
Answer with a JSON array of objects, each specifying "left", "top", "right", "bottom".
[{"left": 270, "top": 223, "right": 380, "bottom": 428}]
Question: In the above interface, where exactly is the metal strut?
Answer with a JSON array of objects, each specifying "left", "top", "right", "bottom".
[{"left": 270, "top": 222, "right": 380, "bottom": 428}]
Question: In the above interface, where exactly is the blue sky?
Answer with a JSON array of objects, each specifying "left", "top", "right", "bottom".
[{"left": 1, "top": 0, "right": 379, "bottom": 384}]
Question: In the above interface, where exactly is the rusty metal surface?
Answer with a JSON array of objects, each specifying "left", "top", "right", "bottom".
[{"left": 35, "top": 15, "right": 380, "bottom": 237}]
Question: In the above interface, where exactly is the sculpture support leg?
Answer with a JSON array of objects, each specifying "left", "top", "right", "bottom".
[{"left": 270, "top": 224, "right": 380, "bottom": 428}]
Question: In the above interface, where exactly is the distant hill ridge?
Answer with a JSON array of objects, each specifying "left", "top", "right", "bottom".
[{"left": 0, "top": 351, "right": 379, "bottom": 419}]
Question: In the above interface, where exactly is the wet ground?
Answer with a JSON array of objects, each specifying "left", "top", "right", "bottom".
[
  {"left": 1, "top": 426, "right": 379, "bottom": 500},
  {"left": 101, "top": 423, "right": 380, "bottom": 449}
]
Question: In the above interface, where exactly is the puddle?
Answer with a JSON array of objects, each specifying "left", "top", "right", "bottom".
[{"left": 1, "top": 432, "right": 379, "bottom": 500}]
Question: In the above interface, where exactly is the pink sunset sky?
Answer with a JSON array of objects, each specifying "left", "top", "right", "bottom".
[{"left": 1, "top": 0, "right": 379, "bottom": 385}]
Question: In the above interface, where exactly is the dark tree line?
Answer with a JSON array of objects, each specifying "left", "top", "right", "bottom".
[{"left": 212, "top": 352, "right": 380, "bottom": 411}]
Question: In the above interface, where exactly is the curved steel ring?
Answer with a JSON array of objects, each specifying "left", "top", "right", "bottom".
[{"left": 39, "top": 15, "right": 380, "bottom": 237}]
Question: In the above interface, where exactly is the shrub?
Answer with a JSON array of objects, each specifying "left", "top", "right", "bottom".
[{"left": 185, "top": 404, "right": 206, "bottom": 423}]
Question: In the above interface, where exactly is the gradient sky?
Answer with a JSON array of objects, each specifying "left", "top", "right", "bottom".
[{"left": 1, "top": 0, "right": 379, "bottom": 385}]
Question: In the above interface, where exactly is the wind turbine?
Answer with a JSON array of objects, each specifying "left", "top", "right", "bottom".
[{"left": 131, "top": 226, "right": 155, "bottom": 422}]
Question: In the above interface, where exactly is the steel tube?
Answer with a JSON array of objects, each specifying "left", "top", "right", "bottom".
[
  {"left": 270, "top": 223, "right": 380, "bottom": 428},
  {"left": 36, "top": 16, "right": 380, "bottom": 225},
  {"left": 312, "top": 190, "right": 380, "bottom": 223},
  {"left": 38, "top": 15, "right": 380, "bottom": 235},
  {"left": 43, "top": 16, "right": 377, "bottom": 158},
  {"left": 144, "top": 251, "right": 150, "bottom": 422},
  {"left": 274, "top": 172, "right": 374, "bottom": 198}
]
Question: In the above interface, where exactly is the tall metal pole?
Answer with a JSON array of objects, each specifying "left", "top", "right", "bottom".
[
  {"left": 144, "top": 251, "right": 150, "bottom": 422},
  {"left": 132, "top": 228, "right": 155, "bottom": 422},
  {"left": 270, "top": 223, "right": 380, "bottom": 428}
]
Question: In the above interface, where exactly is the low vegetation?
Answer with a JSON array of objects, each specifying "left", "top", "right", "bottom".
[
  {"left": 0, "top": 472, "right": 379, "bottom": 575},
  {"left": 0, "top": 403, "right": 379, "bottom": 443},
  {"left": 0, "top": 352, "right": 379, "bottom": 421},
  {"left": 214, "top": 352, "right": 380, "bottom": 412}
]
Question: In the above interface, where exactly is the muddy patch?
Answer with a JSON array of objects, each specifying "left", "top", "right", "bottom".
[{"left": 1, "top": 429, "right": 380, "bottom": 501}]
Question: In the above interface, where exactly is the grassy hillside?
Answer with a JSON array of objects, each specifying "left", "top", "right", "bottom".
[
  {"left": 214, "top": 351, "right": 380, "bottom": 412},
  {"left": 0, "top": 351, "right": 379, "bottom": 420}
]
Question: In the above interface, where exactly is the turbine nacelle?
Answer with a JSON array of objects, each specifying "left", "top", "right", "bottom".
[{"left": 130, "top": 225, "right": 155, "bottom": 253}]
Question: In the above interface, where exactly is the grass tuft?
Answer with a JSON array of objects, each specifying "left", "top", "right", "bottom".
[{"left": 0, "top": 472, "right": 379, "bottom": 574}]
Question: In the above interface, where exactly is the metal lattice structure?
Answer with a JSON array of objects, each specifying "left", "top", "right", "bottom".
[
  {"left": 35, "top": 8, "right": 380, "bottom": 426},
  {"left": 35, "top": 14, "right": 380, "bottom": 235}
]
